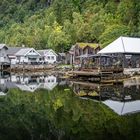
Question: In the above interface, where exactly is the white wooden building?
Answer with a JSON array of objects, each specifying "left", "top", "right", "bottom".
[
  {"left": 8, "top": 74, "right": 58, "bottom": 92},
  {"left": 7, "top": 47, "right": 41, "bottom": 64},
  {"left": 0, "top": 44, "right": 57, "bottom": 66},
  {"left": 38, "top": 49, "right": 57, "bottom": 64},
  {"left": 41, "top": 75, "right": 58, "bottom": 90}
]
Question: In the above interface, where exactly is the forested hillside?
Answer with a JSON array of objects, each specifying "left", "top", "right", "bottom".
[{"left": 0, "top": 0, "right": 140, "bottom": 51}]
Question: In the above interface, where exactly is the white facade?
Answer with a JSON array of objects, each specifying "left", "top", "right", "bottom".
[
  {"left": 5, "top": 74, "right": 58, "bottom": 92},
  {"left": 7, "top": 47, "right": 58, "bottom": 65},
  {"left": 10, "top": 56, "right": 30, "bottom": 64},
  {"left": 43, "top": 75, "right": 58, "bottom": 90},
  {"left": 10, "top": 57, "right": 17, "bottom": 65},
  {"left": 16, "top": 56, "right": 27, "bottom": 63},
  {"left": 44, "top": 51, "right": 57, "bottom": 64},
  {"left": 8, "top": 48, "right": 41, "bottom": 65},
  {"left": 38, "top": 49, "right": 57, "bottom": 64},
  {"left": 16, "top": 48, "right": 41, "bottom": 64}
]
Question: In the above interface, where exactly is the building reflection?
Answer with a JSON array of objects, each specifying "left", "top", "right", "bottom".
[
  {"left": 1, "top": 71, "right": 140, "bottom": 116},
  {"left": 71, "top": 77, "right": 140, "bottom": 115},
  {"left": 0, "top": 72, "right": 60, "bottom": 93}
]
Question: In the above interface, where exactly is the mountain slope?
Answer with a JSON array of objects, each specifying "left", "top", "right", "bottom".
[{"left": 0, "top": 0, "right": 140, "bottom": 51}]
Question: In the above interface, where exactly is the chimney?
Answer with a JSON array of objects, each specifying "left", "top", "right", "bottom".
[{"left": 22, "top": 44, "right": 25, "bottom": 48}]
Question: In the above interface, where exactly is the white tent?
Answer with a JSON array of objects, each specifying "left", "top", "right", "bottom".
[
  {"left": 98, "top": 36, "right": 140, "bottom": 54},
  {"left": 103, "top": 99, "right": 140, "bottom": 115}
]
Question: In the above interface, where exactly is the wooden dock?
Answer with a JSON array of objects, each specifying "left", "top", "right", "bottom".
[{"left": 68, "top": 67, "right": 129, "bottom": 83}]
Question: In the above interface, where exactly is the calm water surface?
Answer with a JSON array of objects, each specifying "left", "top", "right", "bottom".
[{"left": 0, "top": 72, "right": 140, "bottom": 140}]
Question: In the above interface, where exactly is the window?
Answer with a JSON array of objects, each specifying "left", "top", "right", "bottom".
[
  {"left": 48, "top": 56, "right": 50, "bottom": 60},
  {"left": 29, "top": 50, "right": 32, "bottom": 53},
  {"left": 51, "top": 56, "right": 54, "bottom": 60}
]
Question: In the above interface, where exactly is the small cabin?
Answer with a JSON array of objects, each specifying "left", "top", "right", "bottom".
[
  {"left": 69, "top": 43, "right": 100, "bottom": 65},
  {"left": 42, "top": 75, "right": 58, "bottom": 90},
  {"left": 16, "top": 48, "right": 41, "bottom": 64},
  {"left": 7, "top": 47, "right": 41, "bottom": 65},
  {"left": 38, "top": 49, "right": 57, "bottom": 64}
]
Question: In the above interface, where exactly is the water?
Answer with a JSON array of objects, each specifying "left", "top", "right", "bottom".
[{"left": 0, "top": 72, "right": 140, "bottom": 140}]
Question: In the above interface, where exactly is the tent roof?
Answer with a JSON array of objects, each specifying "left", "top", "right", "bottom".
[
  {"left": 103, "top": 99, "right": 140, "bottom": 115},
  {"left": 98, "top": 36, "right": 140, "bottom": 54}
]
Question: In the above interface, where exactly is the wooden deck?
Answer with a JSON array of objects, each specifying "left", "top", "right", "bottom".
[
  {"left": 70, "top": 70, "right": 99, "bottom": 76},
  {"left": 69, "top": 67, "right": 123, "bottom": 76},
  {"left": 68, "top": 67, "right": 129, "bottom": 83},
  {"left": 71, "top": 81, "right": 113, "bottom": 88}
]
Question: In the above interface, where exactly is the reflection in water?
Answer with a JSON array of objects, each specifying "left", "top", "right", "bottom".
[
  {"left": 0, "top": 72, "right": 140, "bottom": 139},
  {"left": 71, "top": 77, "right": 140, "bottom": 115},
  {"left": 0, "top": 72, "right": 67, "bottom": 93}
]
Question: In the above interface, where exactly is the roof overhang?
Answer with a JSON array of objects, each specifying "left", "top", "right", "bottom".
[{"left": 25, "top": 48, "right": 41, "bottom": 56}]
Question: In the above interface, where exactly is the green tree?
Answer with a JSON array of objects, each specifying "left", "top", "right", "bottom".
[{"left": 99, "top": 24, "right": 130, "bottom": 47}]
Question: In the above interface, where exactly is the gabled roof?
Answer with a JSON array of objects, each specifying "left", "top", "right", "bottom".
[
  {"left": 16, "top": 48, "right": 41, "bottom": 56},
  {"left": 44, "top": 82, "right": 58, "bottom": 90},
  {"left": 16, "top": 83, "right": 41, "bottom": 92},
  {"left": 46, "top": 49, "right": 58, "bottom": 56},
  {"left": 76, "top": 43, "right": 99, "bottom": 49},
  {"left": 98, "top": 36, "right": 140, "bottom": 54},
  {"left": 15, "top": 48, "right": 32, "bottom": 56},
  {"left": 0, "top": 44, "right": 8, "bottom": 50},
  {"left": 38, "top": 49, "right": 58, "bottom": 56},
  {"left": 7, "top": 47, "right": 23, "bottom": 55},
  {"left": 37, "top": 50, "right": 44, "bottom": 56}
]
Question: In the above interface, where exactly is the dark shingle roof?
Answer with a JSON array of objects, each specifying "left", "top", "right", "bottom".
[
  {"left": 15, "top": 48, "right": 32, "bottom": 56},
  {"left": 37, "top": 50, "right": 44, "bottom": 56},
  {"left": 7, "top": 47, "right": 23, "bottom": 55}
]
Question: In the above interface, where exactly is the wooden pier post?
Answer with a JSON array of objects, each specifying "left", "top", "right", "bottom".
[
  {"left": 1, "top": 64, "right": 3, "bottom": 71},
  {"left": 23, "top": 61, "right": 25, "bottom": 73}
]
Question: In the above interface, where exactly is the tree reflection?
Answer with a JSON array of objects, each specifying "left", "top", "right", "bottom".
[{"left": 0, "top": 86, "right": 140, "bottom": 140}]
